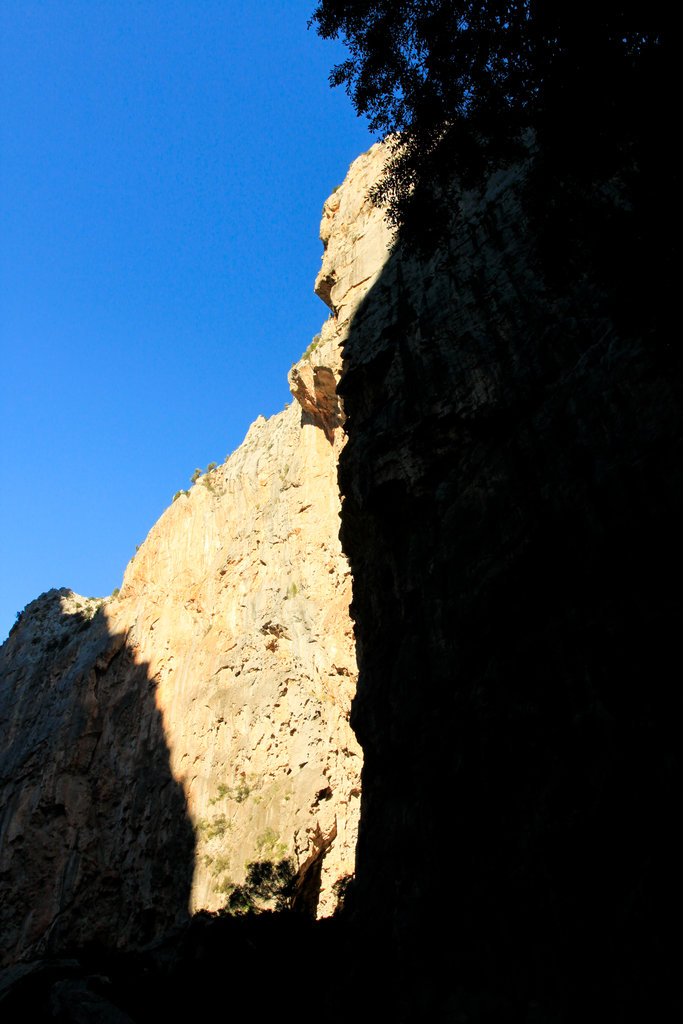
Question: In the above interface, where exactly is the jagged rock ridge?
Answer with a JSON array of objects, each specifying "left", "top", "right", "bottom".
[{"left": 0, "top": 144, "right": 391, "bottom": 967}]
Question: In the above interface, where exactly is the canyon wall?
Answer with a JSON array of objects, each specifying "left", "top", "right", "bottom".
[
  {"left": 336, "top": 156, "right": 681, "bottom": 1016},
  {"left": 0, "top": 144, "right": 391, "bottom": 967},
  {"left": 4, "top": 134, "right": 674, "bottom": 1016},
  {"left": 0, "top": 401, "right": 359, "bottom": 961},
  {"left": 0, "top": 400, "right": 354, "bottom": 965}
]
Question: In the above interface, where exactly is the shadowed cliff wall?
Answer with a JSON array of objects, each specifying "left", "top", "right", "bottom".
[
  {"left": 337, "top": 153, "right": 681, "bottom": 1017},
  {"left": 0, "top": 590, "right": 194, "bottom": 965}
]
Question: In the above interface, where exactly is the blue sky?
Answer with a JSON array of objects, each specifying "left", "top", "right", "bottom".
[{"left": 0, "top": 1, "right": 373, "bottom": 641}]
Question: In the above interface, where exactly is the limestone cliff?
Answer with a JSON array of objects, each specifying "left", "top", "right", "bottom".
[
  {"left": 2, "top": 123, "right": 675, "bottom": 1018},
  {"left": 0, "top": 414, "right": 354, "bottom": 964},
  {"left": 0, "top": 146, "right": 391, "bottom": 966}
]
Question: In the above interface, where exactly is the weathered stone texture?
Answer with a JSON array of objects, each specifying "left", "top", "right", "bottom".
[
  {"left": 0, "top": 145, "right": 396, "bottom": 963},
  {"left": 0, "top": 402, "right": 357, "bottom": 962},
  {"left": 0, "top": 588, "right": 193, "bottom": 962}
]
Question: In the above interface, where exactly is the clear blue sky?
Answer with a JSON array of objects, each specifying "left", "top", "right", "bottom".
[{"left": 0, "top": 1, "right": 373, "bottom": 642}]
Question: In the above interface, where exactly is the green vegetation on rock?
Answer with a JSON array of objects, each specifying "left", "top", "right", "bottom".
[{"left": 215, "top": 858, "right": 296, "bottom": 915}]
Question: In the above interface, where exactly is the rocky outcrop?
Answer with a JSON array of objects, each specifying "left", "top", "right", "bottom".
[
  {"left": 335, "top": 153, "right": 681, "bottom": 1016},
  {"left": 110, "top": 397, "right": 360, "bottom": 919},
  {"left": 0, "top": 589, "right": 193, "bottom": 963},
  {"left": 0, "top": 147, "right": 394, "bottom": 965},
  {"left": 0, "top": 412, "right": 357, "bottom": 963}
]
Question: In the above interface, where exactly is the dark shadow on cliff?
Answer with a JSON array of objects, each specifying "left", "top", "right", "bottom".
[
  {"left": 0, "top": 910, "right": 354, "bottom": 1024},
  {"left": 2, "top": 57, "right": 679, "bottom": 1017},
  {"left": 0, "top": 596, "right": 354, "bottom": 1023},
  {"left": 0, "top": 590, "right": 195, "bottom": 968},
  {"left": 333, "top": 118, "right": 681, "bottom": 1020}
]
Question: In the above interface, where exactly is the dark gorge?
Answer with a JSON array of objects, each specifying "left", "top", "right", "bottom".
[{"left": 1, "top": 60, "right": 679, "bottom": 1024}]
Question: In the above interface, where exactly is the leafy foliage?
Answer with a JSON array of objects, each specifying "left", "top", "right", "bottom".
[
  {"left": 208, "top": 778, "right": 251, "bottom": 805},
  {"left": 310, "top": 2, "right": 668, "bottom": 244},
  {"left": 195, "top": 814, "right": 231, "bottom": 840},
  {"left": 301, "top": 334, "right": 320, "bottom": 361},
  {"left": 331, "top": 873, "right": 353, "bottom": 915},
  {"left": 220, "top": 858, "right": 297, "bottom": 915}
]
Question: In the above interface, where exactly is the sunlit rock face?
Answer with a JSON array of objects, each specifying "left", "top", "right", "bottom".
[
  {"left": 0, "top": 144, "right": 392, "bottom": 966},
  {"left": 0, "top": 407, "right": 354, "bottom": 967},
  {"left": 337, "top": 155, "right": 681, "bottom": 1014},
  {"left": 109, "top": 397, "right": 360, "bottom": 924}
]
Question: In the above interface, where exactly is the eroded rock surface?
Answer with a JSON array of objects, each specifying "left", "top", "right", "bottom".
[
  {"left": 0, "top": 407, "right": 354, "bottom": 962},
  {"left": 0, "top": 588, "right": 193, "bottom": 962},
  {"left": 0, "top": 145, "right": 392, "bottom": 966}
]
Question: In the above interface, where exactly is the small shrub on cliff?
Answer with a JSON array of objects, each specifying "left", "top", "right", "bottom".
[
  {"left": 212, "top": 855, "right": 231, "bottom": 874},
  {"left": 331, "top": 873, "right": 353, "bottom": 915},
  {"left": 218, "top": 858, "right": 297, "bottom": 915},
  {"left": 207, "top": 814, "right": 230, "bottom": 839},
  {"left": 209, "top": 783, "right": 232, "bottom": 805},
  {"left": 208, "top": 779, "right": 250, "bottom": 805},
  {"left": 256, "top": 827, "right": 286, "bottom": 859},
  {"left": 234, "top": 779, "right": 250, "bottom": 803},
  {"left": 300, "top": 335, "right": 320, "bottom": 362},
  {"left": 195, "top": 814, "right": 231, "bottom": 840}
]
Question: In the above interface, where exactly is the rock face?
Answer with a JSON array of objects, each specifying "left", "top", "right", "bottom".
[
  {"left": 335, "top": 154, "right": 682, "bottom": 1014},
  {"left": 8, "top": 132, "right": 674, "bottom": 1015},
  {"left": 0, "top": 147, "right": 392, "bottom": 966},
  {"left": 0, "top": 589, "right": 193, "bottom": 964},
  {"left": 0, "top": 411, "right": 356, "bottom": 963}
]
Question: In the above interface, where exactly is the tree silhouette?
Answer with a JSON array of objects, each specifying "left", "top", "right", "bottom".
[
  {"left": 311, "top": 2, "right": 669, "bottom": 246},
  {"left": 220, "top": 859, "right": 297, "bottom": 915}
]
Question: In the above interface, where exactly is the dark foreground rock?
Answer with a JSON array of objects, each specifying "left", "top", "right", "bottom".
[{"left": 338, "top": 149, "right": 681, "bottom": 1020}]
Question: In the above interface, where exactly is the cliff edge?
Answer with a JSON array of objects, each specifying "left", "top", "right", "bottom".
[{"left": 0, "top": 144, "right": 391, "bottom": 966}]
